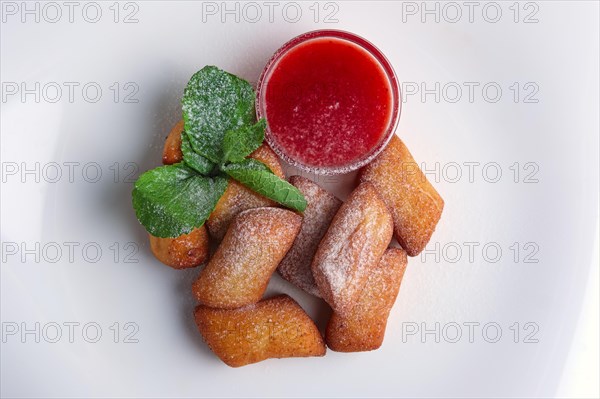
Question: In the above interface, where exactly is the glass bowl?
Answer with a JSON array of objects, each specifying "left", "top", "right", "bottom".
[{"left": 256, "top": 29, "right": 401, "bottom": 175}]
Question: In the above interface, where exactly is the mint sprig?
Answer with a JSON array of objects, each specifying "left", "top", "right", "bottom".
[{"left": 132, "top": 66, "right": 307, "bottom": 238}]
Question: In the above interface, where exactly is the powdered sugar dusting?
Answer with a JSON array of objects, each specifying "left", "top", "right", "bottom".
[
  {"left": 193, "top": 207, "right": 301, "bottom": 308},
  {"left": 277, "top": 176, "right": 342, "bottom": 297},
  {"left": 312, "top": 182, "right": 393, "bottom": 315},
  {"left": 359, "top": 135, "right": 444, "bottom": 256},
  {"left": 325, "top": 248, "right": 408, "bottom": 352}
]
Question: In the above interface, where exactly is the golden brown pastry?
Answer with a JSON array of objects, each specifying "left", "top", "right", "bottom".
[
  {"left": 193, "top": 208, "right": 301, "bottom": 308},
  {"left": 359, "top": 135, "right": 444, "bottom": 256},
  {"left": 162, "top": 120, "right": 184, "bottom": 165},
  {"left": 277, "top": 176, "right": 342, "bottom": 297},
  {"left": 326, "top": 248, "right": 407, "bottom": 352},
  {"left": 194, "top": 295, "right": 326, "bottom": 367},
  {"left": 311, "top": 182, "right": 393, "bottom": 316},
  {"left": 206, "top": 144, "right": 285, "bottom": 240},
  {"left": 148, "top": 226, "right": 209, "bottom": 269}
]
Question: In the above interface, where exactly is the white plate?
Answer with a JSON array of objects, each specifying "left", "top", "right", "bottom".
[{"left": 1, "top": 2, "right": 598, "bottom": 398}]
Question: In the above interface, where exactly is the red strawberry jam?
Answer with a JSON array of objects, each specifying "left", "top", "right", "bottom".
[{"left": 257, "top": 30, "right": 400, "bottom": 174}]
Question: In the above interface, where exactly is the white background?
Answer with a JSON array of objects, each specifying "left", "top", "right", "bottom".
[{"left": 1, "top": 1, "right": 599, "bottom": 398}]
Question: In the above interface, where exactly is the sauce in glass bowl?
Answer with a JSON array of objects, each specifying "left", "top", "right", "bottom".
[{"left": 257, "top": 30, "right": 401, "bottom": 175}]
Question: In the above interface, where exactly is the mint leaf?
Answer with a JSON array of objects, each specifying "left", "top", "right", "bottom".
[
  {"left": 182, "top": 66, "right": 255, "bottom": 163},
  {"left": 222, "top": 161, "right": 307, "bottom": 212},
  {"left": 132, "top": 163, "right": 228, "bottom": 237},
  {"left": 181, "top": 131, "right": 214, "bottom": 175},
  {"left": 222, "top": 119, "right": 266, "bottom": 163},
  {"left": 228, "top": 158, "right": 274, "bottom": 173}
]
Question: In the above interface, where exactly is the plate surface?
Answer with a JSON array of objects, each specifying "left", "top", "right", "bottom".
[{"left": 1, "top": 2, "right": 599, "bottom": 398}]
